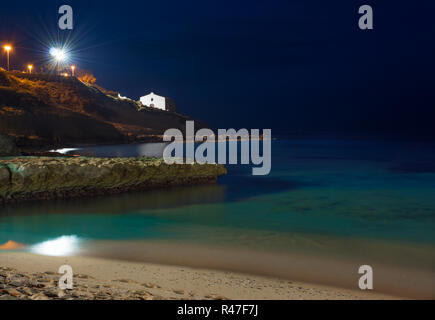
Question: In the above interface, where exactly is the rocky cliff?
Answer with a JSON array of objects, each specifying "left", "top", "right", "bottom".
[
  {"left": 0, "top": 157, "right": 227, "bottom": 203},
  {"left": 0, "top": 134, "right": 19, "bottom": 156},
  {"left": 0, "top": 70, "right": 206, "bottom": 149}
]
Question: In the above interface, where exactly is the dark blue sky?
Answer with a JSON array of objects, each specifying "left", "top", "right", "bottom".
[{"left": 1, "top": 1, "right": 434, "bottom": 138}]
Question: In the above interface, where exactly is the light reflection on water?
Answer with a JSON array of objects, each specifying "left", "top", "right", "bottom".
[
  {"left": 30, "top": 235, "right": 81, "bottom": 256},
  {"left": 52, "top": 142, "right": 169, "bottom": 158}
]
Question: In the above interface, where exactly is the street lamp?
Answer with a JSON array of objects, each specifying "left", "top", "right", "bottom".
[
  {"left": 3, "top": 45, "right": 12, "bottom": 71},
  {"left": 49, "top": 48, "right": 67, "bottom": 73},
  {"left": 71, "top": 65, "right": 76, "bottom": 77},
  {"left": 27, "top": 65, "right": 33, "bottom": 74}
]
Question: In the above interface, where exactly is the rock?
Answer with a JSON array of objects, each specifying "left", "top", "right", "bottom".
[
  {"left": 26, "top": 280, "right": 42, "bottom": 288},
  {"left": 0, "top": 267, "right": 14, "bottom": 271},
  {"left": 205, "top": 294, "right": 228, "bottom": 300},
  {"left": 32, "top": 282, "right": 46, "bottom": 288},
  {"left": 142, "top": 282, "right": 161, "bottom": 289},
  {"left": 115, "top": 279, "right": 133, "bottom": 283},
  {"left": 6, "top": 288, "right": 22, "bottom": 297},
  {"left": 0, "top": 294, "right": 19, "bottom": 300},
  {"left": 9, "top": 280, "right": 25, "bottom": 287},
  {"left": 173, "top": 290, "right": 185, "bottom": 295},
  {"left": 18, "top": 287, "right": 34, "bottom": 296},
  {"left": 30, "top": 293, "right": 50, "bottom": 300},
  {"left": 95, "top": 293, "right": 109, "bottom": 300},
  {"left": 43, "top": 289, "right": 59, "bottom": 298},
  {"left": 0, "top": 134, "right": 20, "bottom": 157},
  {"left": 44, "top": 271, "right": 56, "bottom": 275},
  {"left": 77, "top": 292, "right": 94, "bottom": 299}
]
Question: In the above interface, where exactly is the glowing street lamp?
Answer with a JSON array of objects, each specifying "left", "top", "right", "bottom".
[
  {"left": 49, "top": 47, "right": 67, "bottom": 73},
  {"left": 50, "top": 48, "right": 66, "bottom": 61},
  {"left": 3, "top": 45, "right": 12, "bottom": 71},
  {"left": 27, "top": 64, "right": 33, "bottom": 74},
  {"left": 71, "top": 65, "right": 76, "bottom": 77}
]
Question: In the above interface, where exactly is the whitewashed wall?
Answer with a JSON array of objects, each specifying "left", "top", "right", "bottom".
[{"left": 140, "top": 92, "right": 166, "bottom": 110}]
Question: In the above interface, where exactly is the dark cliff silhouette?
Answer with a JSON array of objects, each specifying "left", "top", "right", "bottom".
[{"left": 0, "top": 69, "right": 206, "bottom": 149}]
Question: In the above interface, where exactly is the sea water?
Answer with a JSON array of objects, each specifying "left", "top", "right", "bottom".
[{"left": 1, "top": 138, "right": 434, "bottom": 295}]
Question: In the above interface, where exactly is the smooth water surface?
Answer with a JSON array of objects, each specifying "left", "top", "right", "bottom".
[{"left": 1, "top": 138, "right": 434, "bottom": 272}]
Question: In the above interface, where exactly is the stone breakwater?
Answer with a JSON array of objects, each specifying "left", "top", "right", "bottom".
[{"left": 0, "top": 157, "right": 227, "bottom": 203}]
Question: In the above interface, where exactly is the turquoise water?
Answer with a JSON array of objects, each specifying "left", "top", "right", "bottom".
[{"left": 1, "top": 138, "right": 435, "bottom": 263}]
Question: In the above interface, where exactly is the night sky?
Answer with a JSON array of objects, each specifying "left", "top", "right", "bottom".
[{"left": 1, "top": 1, "right": 434, "bottom": 138}]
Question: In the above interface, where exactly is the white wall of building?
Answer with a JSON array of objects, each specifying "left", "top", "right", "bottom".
[{"left": 140, "top": 92, "right": 166, "bottom": 110}]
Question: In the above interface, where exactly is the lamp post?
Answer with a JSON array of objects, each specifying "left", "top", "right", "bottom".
[
  {"left": 27, "top": 65, "right": 33, "bottom": 74},
  {"left": 71, "top": 65, "right": 75, "bottom": 77},
  {"left": 3, "top": 45, "right": 12, "bottom": 71}
]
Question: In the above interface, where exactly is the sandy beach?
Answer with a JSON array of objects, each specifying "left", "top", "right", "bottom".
[{"left": 0, "top": 251, "right": 401, "bottom": 300}]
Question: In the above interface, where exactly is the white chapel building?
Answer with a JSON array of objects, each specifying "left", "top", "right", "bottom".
[{"left": 139, "top": 92, "right": 177, "bottom": 112}]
